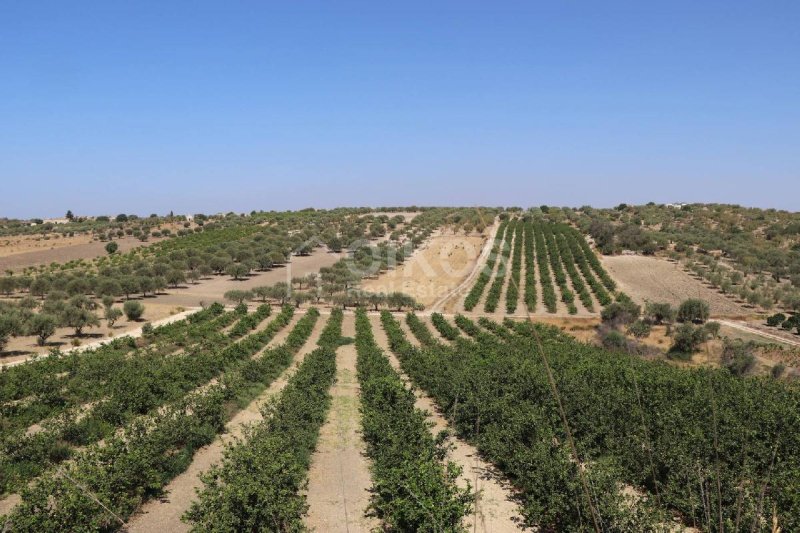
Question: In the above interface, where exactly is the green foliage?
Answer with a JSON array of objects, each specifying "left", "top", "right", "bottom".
[
  {"left": 28, "top": 313, "right": 56, "bottom": 346},
  {"left": 185, "top": 312, "right": 336, "bottom": 531},
  {"left": 669, "top": 323, "right": 707, "bottom": 358},
  {"left": 677, "top": 298, "right": 710, "bottom": 323},
  {"left": 602, "top": 329, "right": 628, "bottom": 350},
  {"left": 766, "top": 312, "right": 786, "bottom": 327},
  {"left": 644, "top": 302, "right": 676, "bottom": 325},
  {"left": 104, "top": 241, "right": 118, "bottom": 255},
  {"left": 362, "top": 310, "right": 473, "bottom": 530},
  {"left": 601, "top": 299, "right": 641, "bottom": 326},
  {"left": 626, "top": 320, "right": 652, "bottom": 339},
  {"left": 721, "top": 339, "right": 756, "bottom": 377},
  {"left": 385, "top": 313, "right": 800, "bottom": 531},
  {"left": 430, "top": 312, "right": 461, "bottom": 341},
  {"left": 463, "top": 220, "right": 508, "bottom": 311},
  {"left": 223, "top": 289, "right": 252, "bottom": 305},
  {"left": 122, "top": 300, "right": 145, "bottom": 321}
]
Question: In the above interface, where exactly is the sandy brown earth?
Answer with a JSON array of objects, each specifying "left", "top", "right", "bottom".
[
  {"left": 304, "top": 314, "right": 378, "bottom": 532},
  {"left": 601, "top": 255, "right": 750, "bottom": 317},
  {"left": 0, "top": 236, "right": 165, "bottom": 272},
  {"left": 124, "top": 311, "right": 324, "bottom": 533},
  {"left": 151, "top": 249, "right": 343, "bottom": 308},
  {"left": 368, "top": 314, "right": 524, "bottom": 532},
  {"left": 360, "top": 231, "right": 488, "bottom": 308}
]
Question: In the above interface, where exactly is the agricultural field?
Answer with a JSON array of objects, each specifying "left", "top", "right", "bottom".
[{"left": 1, "top": 205, "right": 798, "bottom": 532}]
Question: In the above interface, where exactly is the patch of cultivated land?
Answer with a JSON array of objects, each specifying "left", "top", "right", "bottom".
[
  {"left": 304, "top": 314, "right": 377, "bottom": 532},
  {"left": 152, "top": 248, "right": 343, "bottom": 308},
  {"left": 360, "top": 230, "right": 488, "bottom": 308},
  {"left": 0, "top": 235, "right": 165, "bottom": 272},
  {"left": 369, "top": 314, "right": 523, "bottom": 532},
  {"left": 601, "top": 255, "right": 750, "bottom": 317},
  {"left": 124, "top": 311, "right": 324, "bottom": 533},
  {"left": 0, "top": 248, "right": 340, "bottom": 363}
]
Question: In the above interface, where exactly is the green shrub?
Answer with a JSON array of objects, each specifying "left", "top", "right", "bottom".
[
  {"left": 123, "top": 300, "right": 145, "bottom": 321},
  {"left": 627, "top": 320, "right": 651, "bottom": 339},
  {"left": 676, "top": 298, "right": 710, "bottom": 323}
]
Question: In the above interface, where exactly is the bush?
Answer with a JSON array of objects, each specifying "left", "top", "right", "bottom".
[
  {"left": 601, "top": 330, "right": 628, "bottom": 350},
  {"left": 771, "top": 363, "right": 786, "bottom": 379},
  {"left": 677, "top": 298, "right": 710, "bottom": 323},
  {"left": 224, "top": 290, "right": 253, "bottom": 305},
  {"left": 123, "top": 300, "right": 145, "bottom": 321},
  {"left": 721, "top": 340, "right": 756, "bottom": 377},
  {"left": 601, "top": 300, "right": 641, "bottom": 327},
  {"left": 703, "top": 321, "right": 721, "bottom": 339},
  {"left": 766, "top": 313, "right": 786, "bottom": 327},
  {"left": 627, "top": 320, "right": 651, "bottom": 339},
  {"left": 644, "top": 302, "right": 675, "bottom": 324},
  {"left": 668, "top": 323, "right": 706, "bottom": 358}
]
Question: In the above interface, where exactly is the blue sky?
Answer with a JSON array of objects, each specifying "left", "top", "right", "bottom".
[{"left": 1, "top": 1, "right": 798, "bottom": 218}]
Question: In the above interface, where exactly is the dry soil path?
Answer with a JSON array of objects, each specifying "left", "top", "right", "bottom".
[
  {"left": 717, "top": 319, "right": 800, "bottom": 348},
  {"left": 123, "top": 312, "right": 325, "bottom": 533},
  {"left": 304, "top": 314, "right": 378, "bottom": 532},
  {"left": 368, "top": 314, "right": 524, "bottom": 532}
]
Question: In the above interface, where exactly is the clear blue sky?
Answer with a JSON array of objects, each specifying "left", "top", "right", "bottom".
[{"left": 1, "top": 1, "right": 798, "bottom": 218}]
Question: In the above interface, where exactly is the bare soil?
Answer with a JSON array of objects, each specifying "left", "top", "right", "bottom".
[
  {"left": 304, "top": 314, "right": 378, "bottom": 532},
  {"left": 150, "top": 249, "right": 343, "bottom": 308},
  {"left": 601, "top": 255, "right": 750, "bottom": 317},
  {"left": 360, "top": 231, "right": 488, "bottom": 308},
  {"left": 0, "top": 236, "right": 163, "bottom": 272}
]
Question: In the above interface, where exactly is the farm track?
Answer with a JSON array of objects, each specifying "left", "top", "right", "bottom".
[
  {"left": 124, "top": 312, "right": 325, "bottom": 533},
  {"left": 717, "top": 319, "right": 800, "bottom": 348},
  {"left": 304, "top": 314, "right": 378, "bottom": 532},
  {"left": 369, "top": 314, "right": 524, "bottom": 532}
]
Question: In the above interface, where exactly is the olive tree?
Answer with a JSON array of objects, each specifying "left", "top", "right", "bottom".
[
  {"left": 224, "top": 290, "right": 253, "bottom": 305},
  {"left": 123, "top": 300, "right": 145, "bottom": 321},
  {"left": 676, "top": 298, "right": 710, "bottom": 323},
  {"left": 226, "top": 263, "right": 250, "bottom": 281},
  {"left": 28, "top": 314, "right": 57, "bottom": 346}
]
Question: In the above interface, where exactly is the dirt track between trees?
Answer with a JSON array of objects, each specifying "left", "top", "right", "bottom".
[{"left": 304, "top": 314, "right": 377, "bottom": 532}]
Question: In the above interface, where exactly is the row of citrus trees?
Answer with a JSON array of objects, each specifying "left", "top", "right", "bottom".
[
  {"left": 0, "top": 303, "right": 235, "bottom": 491},
  {"left": 187, "top": 307, "right": 477, "bottom": 532},
  {"left": 363, "top": 309, "right": 472, "bottom": 530},
  {"left": 184, "top": 308, "right": 343, "bottom": 530},
  {"left": 388, "top": 312, "right": 800, "bottom": 532},
  {"left": 505, "top": 218, "right": 525, "bottom": 313},
  {"left": 0, "top": 307, "right": 321, "bottom": 531},
  {"left": 463, "top": 219, "right": 509, "bottom": 311},
  {"left": 463, "top": 218, "right": 617, "bottom": 315},
  {"left": 484, "top": 219, "right": 517, "bottom": 312},
  {"left": 0, "top": 304, "right": 283, "bottom": 495}
]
